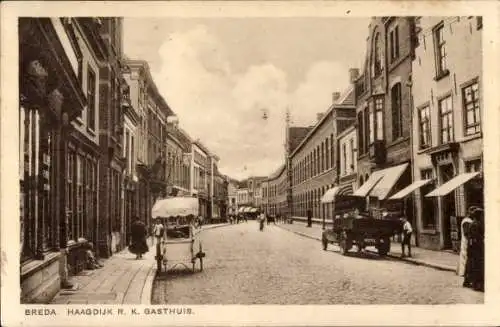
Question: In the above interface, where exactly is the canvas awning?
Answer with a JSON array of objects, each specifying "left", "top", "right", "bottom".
[
  {"left": 369, "top": 163, "right": 409, "bottom": 200},
  {"left": 152, "top": 197, "right": 199, "bottom": 218},
  {"left": 425, "top": 172, "right": 480, "bottom": 197},
  {"left": 250, "top": 208, "right": 257, "bottom": 213},
  {"left": 238, "top": 207, "right": 246, "bottom": 213},
  {"left": 321, "top": 184, "right": 354, "bottom": 203},
  {"left": 244, "top": 207, "right": 252, "bottom": 213},
  {"left": 389, "top": 179, "right": 432, "bottom": 200},
  {"left": 352, "top": 172, "right": 384, "bottom": 197}
]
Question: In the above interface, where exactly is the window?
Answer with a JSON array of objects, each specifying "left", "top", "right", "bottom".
[
  {"left": 349, "top": 138, "right": 355, "bottom": 172},
  {"left": 342, "top": 144, "right": 347, "bottom": 175},
  {"left": 330, "top": 134, "right": 334, "bottom": 168},
  {"left": 325, "top": 138, "right": 330, "bottom": 169},
  {"left": 357, "top": 112, "right": 364, "bottom": 155},
  {"left": 434, "top": 23, "right": 448, "bottom": 77},
  {"left": 372, "top": 32, "right": 383, "bottom": 77},
  {"left": 466, "top": 159, "right": 482, "bottom": 173},
  {"left": 462, "top": 81, "right": 481, "bottom": 135},
  {"left": 421, "top": 169, "right": 436, "bottom": 229},
  {"left": 369, "top": 102, "right": 375, "bottom": 144},
  {"left": 389, "top": 25, "right": 400, "bottom": 63},
  {"left": 418, "top": 105, "right": 431, "bottom": 149},
  {"left": 439, "top": 95, "right": 454, "bottom": 144},
  {"left": 375, "top": 97, "right": 384, "bottom": 140},
  {"left": 476, "top": 17, "right": 483, "bottom": 30},
  {"left": 391, "top": 83, "right": 403, "bottom": 140},
  {"left": 364, "top": 106, "right": 369, "bottom": 152},
  {"left": 87, "top": 66, "right": 96, "bottom": 130}
]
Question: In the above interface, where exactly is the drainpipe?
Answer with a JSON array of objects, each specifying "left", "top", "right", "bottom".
[{"left": 406, "top": 75, "right": 419, "bottom": 247}]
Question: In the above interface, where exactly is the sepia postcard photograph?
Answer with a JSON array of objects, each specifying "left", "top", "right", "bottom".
[{"left": 1, "top": 1, "right": 500, "bottom": 326}]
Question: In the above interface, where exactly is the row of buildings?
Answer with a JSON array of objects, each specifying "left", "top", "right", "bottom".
[
  {"left": 19, "top": 17, "right": 227, "bottom": 303},
  {"left": 260, "top": 16, "right": 483, "bottom": 253}
]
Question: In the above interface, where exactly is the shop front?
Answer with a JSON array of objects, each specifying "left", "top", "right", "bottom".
[{"left": 19, "top": 18, "right": 87, "bottom": 303}]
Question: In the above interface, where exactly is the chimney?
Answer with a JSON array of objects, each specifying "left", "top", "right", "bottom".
[
  {"left": 349, "top": 68, "right": 360, "bottom": 83},
  {"left": 332, "top": 92, "right": 341, "bottom": 103},
  {"left": 316, "top": 113, "right": 324, "bottom": 122}
]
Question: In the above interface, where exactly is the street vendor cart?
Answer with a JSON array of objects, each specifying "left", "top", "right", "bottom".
[
  {"left": 321, "top": 195, "right": 401, "bottom": 256},
  {"left": 151, "top": 197, "right": 205, "bottom": 273}
]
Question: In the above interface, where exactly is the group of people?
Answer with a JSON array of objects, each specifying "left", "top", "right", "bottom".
[
  {"left": 229, "top": 214, "right": 248, "bottom": 224},
  {"left": 459, "top": 206, "right": 485, "bottom": 292}
]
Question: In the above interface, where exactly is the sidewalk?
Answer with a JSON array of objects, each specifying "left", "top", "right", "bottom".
[
  {"left": 277, "top": 221, "right": 458, "bottom": 273},
  {"left": 50, "top": 223, "right": 229, "bottom": 305}
]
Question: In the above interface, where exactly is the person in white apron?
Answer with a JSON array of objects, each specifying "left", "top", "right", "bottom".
[{"left": 458, "top": 207, "right": 475, "bottom": 276}]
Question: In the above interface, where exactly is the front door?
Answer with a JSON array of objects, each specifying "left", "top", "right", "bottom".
[{"left": 440, "top": 164, "right": 455, "bottom": 249}]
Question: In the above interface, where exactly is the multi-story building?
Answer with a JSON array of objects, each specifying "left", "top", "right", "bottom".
[
  {"left": 212, "top": 168, "right": 228, "bottom": 221},
  {"left": 125, "top": 59, "right": 175, "bottom": 230},
  {"left": 226, "top": 178, "right": 239, "bottom": 216},
  {"left": 407, "top": 16, "right": 483, "bottom": 251},
  {"left": 237, "top": 184, "right": 250, "bottom": 208},
  {"left": 19, "top": 17, "right": 88, "bottom": 303},
  {"left": 165, "top": 124, "right": 191, "bottom": 197},
  {"left": 352, "top": 17, "right": 417, "bottom": 222},
  {"left": 337, "top": 124, "right": 358, "bottom": 195},
  {"left": 191, "top": 141, "right": 210, "bottom": 217},
  {"left": 289, "top": 85, "right": 356, "bottom": 226},
  {"left": 263, "top": 164, "right": 287, "bottom": 216}
]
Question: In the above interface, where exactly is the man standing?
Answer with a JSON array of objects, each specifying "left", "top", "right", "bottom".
[
  {"left": 307, "top": 209, "right": 312, "bottom": 228},
  {"left": 400, "top": 217, "right": 413, "bottom": 257}
]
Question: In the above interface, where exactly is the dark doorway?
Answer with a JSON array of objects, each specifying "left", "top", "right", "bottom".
[{"left": 440, "top": 164, "right": 455, "bottom": 249}]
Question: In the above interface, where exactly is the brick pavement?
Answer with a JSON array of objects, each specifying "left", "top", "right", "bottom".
[
  {"left": 50, "top": 223, "right": 229, "bottom": 305},
  {"left": 277, "top": 221, "right": 459, "bottom": 273}
]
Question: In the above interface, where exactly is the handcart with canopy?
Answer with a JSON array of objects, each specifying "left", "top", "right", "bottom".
[{"left": 151, "top": 196, "right": 205, "bottom": 273}]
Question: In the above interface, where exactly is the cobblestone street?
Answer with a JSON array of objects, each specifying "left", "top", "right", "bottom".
[{"left": 152, "top": 223, "right": 483, "bottom": 304}]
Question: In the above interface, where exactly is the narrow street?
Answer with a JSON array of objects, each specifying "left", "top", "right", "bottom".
[{"left": 152, "top": 224, "right": 483, "bottom": 305}]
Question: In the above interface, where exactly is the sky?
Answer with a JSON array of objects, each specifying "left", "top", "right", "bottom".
[{"left": 123, "top": 17, "right": 369, "bottom": 180}]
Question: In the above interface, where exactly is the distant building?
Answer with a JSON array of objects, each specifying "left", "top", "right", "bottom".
[
  {"left": 263, "top": 164, "right": 287, "bottom": 216},
  {"left": 227, "top": 178, "right": 239, "bottom": 216}
]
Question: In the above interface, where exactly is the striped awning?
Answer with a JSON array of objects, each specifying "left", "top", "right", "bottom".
[{"left": 321, "top": 184, "right": 354, "bottom": 203}]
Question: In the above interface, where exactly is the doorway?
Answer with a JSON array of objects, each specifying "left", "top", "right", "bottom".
[{"left": 440, "top": 164, "right": 456, "bottom": 249}]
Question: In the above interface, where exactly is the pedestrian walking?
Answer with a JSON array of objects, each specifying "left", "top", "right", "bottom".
[
  {"left": 129, "top": 217, "right": 149, "bottom": 259},
  {"left": 458, "top": 207, "right": 475, "bottom": 276},
  {"left": 152, "top": 218, "right": 164, "bottom": 245},
  {"left": 400, "top": 217, "right": 413, "bottom": 257},
  {"left": 464, "top": 208, "right": 484, "bottom": 291}
]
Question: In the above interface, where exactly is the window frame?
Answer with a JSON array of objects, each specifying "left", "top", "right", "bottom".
[
  {"left": 438, "top": 94, "right": 454, "bottom": 144},
  {"left": 86, "top": 65, "right": 96, "bottom": 132},
  {"left": 374, "top": 96, "right": 384, "bottom": 141},
  {"left": 461, "top": 78, "right": 481, "bottom": 136},
  {"left": 391, "top": 83, "right": 403, "bottom": 141},
  {"left": 418, "top": 103, "right": 432, "bottom": 149},
  {"left": 433, "top": 22, "right": 449, "bottom": 79},
  {"left": 389, "top": 25, "right": 400, "bottom": 63}
]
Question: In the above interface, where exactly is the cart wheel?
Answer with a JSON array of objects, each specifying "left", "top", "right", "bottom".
[
  {"left": 356, "top": 237, "right": 364, "bottom": 253},
  {"left": 199, "top": 243, "right": 204, "bottom": 272},
  {"left": 378, "top": 237, "right": 391, "bottom": 256}
]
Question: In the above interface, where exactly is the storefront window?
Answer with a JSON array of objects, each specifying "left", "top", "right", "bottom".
[
  {"left": 465, "top": 159, "right": 483, "bottom": 209},
  {"left": 421, "top": 169, "right": 436, "bottom": 229}
]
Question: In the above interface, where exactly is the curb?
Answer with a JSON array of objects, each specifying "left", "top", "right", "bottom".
[
  {"left": 140, "top": 263, "right": 157, "bottom": 305},
  {"left": 278, "top": 225, "right": 457, "bottom": 273}
]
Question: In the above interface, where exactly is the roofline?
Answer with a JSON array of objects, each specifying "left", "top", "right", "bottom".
[{"left": 290, "top": 85, "right": 355, "bottom": 158}]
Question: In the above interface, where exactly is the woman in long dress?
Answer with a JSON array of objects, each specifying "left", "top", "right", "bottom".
[
  {"left": 129, "top": 217, "right": 149, "bottom": 259},
  {"left": 458, "top": 207, "right": 475, "bottom": 277}
]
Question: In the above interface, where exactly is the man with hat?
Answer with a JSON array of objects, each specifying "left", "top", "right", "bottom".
[{"left": 400, "top": 216, "right": 413, "bottom": 257}]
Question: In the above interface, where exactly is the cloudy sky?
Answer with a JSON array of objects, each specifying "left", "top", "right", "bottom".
[{"left": 123, "top": 17, "right": 369, "bottom": 180}]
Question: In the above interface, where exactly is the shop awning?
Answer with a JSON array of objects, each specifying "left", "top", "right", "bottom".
[
  {"left": 369, "top": 163, "right": 409, "bottom": 200},
  {"left": 321, "top": 184, "right": 354, "bottom": 203},
  {"left": 352, "top": 172, "right": 384, "bottom": 197},
  {"left": 238, "top": 207, "right": 246, "bottom": 213},
  {"left": 321, "top": 186, "right": 340, "bottom": 203},
  {"left": 425, "top": 172, "right": 480, "bottom": 197},
  {"left": 250, "top": 208, "right": 257, "bottom": 213},
  {"left": 244, "top": 207, "right": 252, "bottom": 213},
  {"left": 389, "top": 179, "right": 432, "bottom": 200}
]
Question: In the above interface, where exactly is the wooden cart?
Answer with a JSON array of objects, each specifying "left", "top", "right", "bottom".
[{"left": 321, "top": 196, "right": 402, "bottom": 256}]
